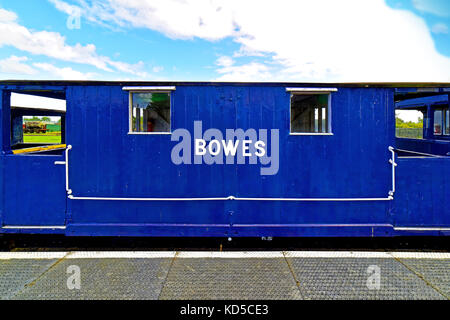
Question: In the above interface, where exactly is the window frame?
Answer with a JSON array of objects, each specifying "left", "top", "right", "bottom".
[
  {"left": 433, "top": 108, "right": 443, "bottom": 136},
  {"left": 394, "top": 107, "right": 426, "bottom": 140},
  {"left": 445, "top": 108, "right": 450, "bottom": 136},
  {"left": 287, "top": 88, "right": 335, "bottom": 135},
  {"left": 126, "top": 87, "right": 175, "bottom": 135},
  {"left": 431, "top": 104, "right": 450, "bottom": 137},
  {"left": 7, "top": 90, "right": 67, "bottom": 155}
]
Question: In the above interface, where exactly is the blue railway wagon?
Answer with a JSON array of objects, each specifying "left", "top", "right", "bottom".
[{"left": 0, "top": 81, "right": 449, "bottom": 237}]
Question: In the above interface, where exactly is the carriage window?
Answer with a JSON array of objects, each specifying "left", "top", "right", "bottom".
[
  {"left": 395, "top": 109, "right": 425, "bottom": 139},
  {"left": 290, "top": 94, "right": 330, "bottom": 133},
  {"left": 130, "top": 92, "right": 171, "bottom": 133},
  {"left": 444, "top": 108, "right": 450, "bottom": 135},
  {"left": 9, "top": 92, "right": 66, "bottom": 154},
  {"left": 434, "top": 109, "right": 443, "bottom": 135}
]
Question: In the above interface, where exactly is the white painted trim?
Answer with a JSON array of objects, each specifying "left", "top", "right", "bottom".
[
  {"left": 122, "top": 86, "right": 176, "bottom": 91},
  {"left": 388, "top": 146, "right": 396, "bottom": 197},
  {"left": 65, "top": 145, "right": 72, "bottom": 195},
  {"left": 176, "top": 251, "right": 285, "bottom": 258},
  {"left": 390, "top": 252, "right": 450, "bottom": 259},
  {"left": 68, "top": 195, "right": 393, "bottom": 201},
  {"left": 68, "top": 195, "right": 233, "bottom": 201},
  {"left": 398, "top": 156, "right": 430, "bottom": 159},
  {"left": 289, "top": 133, "right": 334, "bottom": 136},
  {"left": 394, "top": 227, "right": 450, "bottom": 231},
  {"left": 67, "top": 251, "right": 176, "bottom": 259},
  {"left": 0, "top": 251, "right": 449, "bottom": 260},
  {"left": 286, "top": 87, "right": 338, "bottom": 92},
  {"left": 234, "top": 197, "right": 393, "bottom": 201},
  {"left": 284, "top": 251, "right": 392, "bottom": 258},
  {"left": 64, "top": 143, "right": 395, "bottom": 202},
  {"left": 127, "top": 132, "right": 171, "bottom": 135},
  {"left": 0, "top": 252, "right": 67, "bottom": 260},
  {"left": 2, "top": 225, "right": 66, "bottom": 229}
]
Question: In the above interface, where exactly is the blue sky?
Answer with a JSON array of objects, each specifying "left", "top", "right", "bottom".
[{"left": 0, "top": 0, "right": 449, "bottom": 82}]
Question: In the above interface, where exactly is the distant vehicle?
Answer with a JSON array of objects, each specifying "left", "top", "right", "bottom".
[{"left": 23, "top": 121, "right": 47, "bottom": 134}]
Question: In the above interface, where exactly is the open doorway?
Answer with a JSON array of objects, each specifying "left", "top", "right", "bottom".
[
  {"left": 394, "top": 90, "right": 449, "bottom": 157},
  {"left": 10, "top": 92, "right": 66, "bottom": 155}
]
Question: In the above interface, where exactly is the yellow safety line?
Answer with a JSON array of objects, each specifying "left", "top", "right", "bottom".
[{"left": 12, "top": 144, "right": 67, "bottom": 155}]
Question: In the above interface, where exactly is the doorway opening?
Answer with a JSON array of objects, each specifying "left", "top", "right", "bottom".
[{"left": 9, "top": 91, "right": 66, "bottom": 155}]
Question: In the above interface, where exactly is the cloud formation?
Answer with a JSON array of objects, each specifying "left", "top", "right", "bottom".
[
  {"left": 412, "top": 0, "right": 450, "bottom": 17},
  {"left": 48, "top": 0, "right": 450, "bottom": 82},
  {"left": 33, "top": 62, "right": 96, "bottom": 80},
  {"left": 0, "top": 7, "right": 148, "bottom": 77},
  {"left": 0, "top": 56, "right": 37, "bottom": 75},
  {"left": 432, "top": 23, "right": 448, "bottom": 34}
]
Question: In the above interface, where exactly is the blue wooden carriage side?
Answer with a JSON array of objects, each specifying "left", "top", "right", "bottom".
[{"left": 0, "top": 81, "right": 449, "bottom": 237}]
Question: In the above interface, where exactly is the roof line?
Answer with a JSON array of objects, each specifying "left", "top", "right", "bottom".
[{"left": 1, "top": 80, "right": 450, "bottom": 88}]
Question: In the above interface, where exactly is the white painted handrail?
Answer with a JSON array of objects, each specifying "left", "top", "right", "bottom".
[
  {"left": 67, "top": 195, "right": 392, "bottom": 201},
  {"left": 64, "top": 145, "right": 395, "bottom": 202},
  {"left": 388, "top": 146, "right": 396, "bottom": 197},
  {"left": 65, "top": 145, "right": 72, "bottom": 195}
]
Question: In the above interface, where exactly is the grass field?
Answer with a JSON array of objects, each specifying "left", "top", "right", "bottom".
[{"left": 23, "top": 134, "right": 61, "bottom": 144}]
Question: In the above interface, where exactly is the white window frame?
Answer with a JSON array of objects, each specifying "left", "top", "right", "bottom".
[
  {"left": 123, "top": 86, "right": 175, "bottom": 135},
  {"left": 287, "top": 88, "right": 336, "bottom": 135}
]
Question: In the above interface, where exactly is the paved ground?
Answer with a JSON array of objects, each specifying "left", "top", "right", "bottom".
[{"left": 0, "top": 251, "right": 448, "bottom": 300}]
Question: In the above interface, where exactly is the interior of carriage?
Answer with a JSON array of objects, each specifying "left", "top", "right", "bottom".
[
  {"left": 8, "top": 91, "right": 66, "bottom": 155},
  {"left": 394, "top": 88, "right": 450, "bottom": 158}
]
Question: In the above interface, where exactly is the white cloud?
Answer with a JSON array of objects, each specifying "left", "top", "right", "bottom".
[
  {"left": 0, "top": 54, "right": 97, "bottom": 80},
  {"left": 50, "top": 0, "right": 236, "bottom": 40},
  {"left": 215, "top": 60, "right": 272, "bottom": 81},
  {"left": 49, "top": 0, "right": 450, "bottom": 82},
  {"left": 0, "top": 8, "right": 17, "bottom": 22},
  {"left": 33, "top": 62, "right": 96, "bottom": 80},
  {"left": 227, "top": 0, "right": 450, "bottom": 82},
  {"left": 0, "top": 7, "right": 147, "bottom": 77},
  {"left": 396, "top": 110, "right": 423, "bottom": 123},
  {"left": 48, "top": 0, "right": 80, "bottom": 16},
  {"left": 0, "top": 55, "right": 37, "bottom": 75},
  {"left": 216, "top": 56, "right": 234, "bottom": 68},
  {"left": 152, "top": 66, "right": 164, "bottom": 73},
  {"left": 412, "top": 0, "right": 450, "bottom": 17},
  {"left": 106, "top": 60, "right": 148, "bottom": 77},
  {"left": 432, "top": 23, "right": 448, "bottom": 34}
]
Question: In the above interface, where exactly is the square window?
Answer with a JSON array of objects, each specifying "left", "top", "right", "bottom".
[
  {"left": 9, "top": 92, "right": 66, "bottom": 154},
  {"left": 130, "top": 92, "right": 171, "bottom": 133},
  {"left": 434, "top": 109, "right": 443, "bottom": 135},
  {"left": 290, "top": 94, "right": 330, "bottom": 133},
  {"left": 395, "top": 109, "right": 425, "bottom": 139},
  {"left": 445, "top": 108, "right": 449, "bottom": 135}
]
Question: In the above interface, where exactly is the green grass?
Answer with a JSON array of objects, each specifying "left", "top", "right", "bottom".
[{"left": 23, "top": 134, "right": 61, "bottom": 144}]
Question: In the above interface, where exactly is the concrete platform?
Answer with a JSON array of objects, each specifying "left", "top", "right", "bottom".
[{"left": 0, "top": 251, "right": 449, "bottom": 300}]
